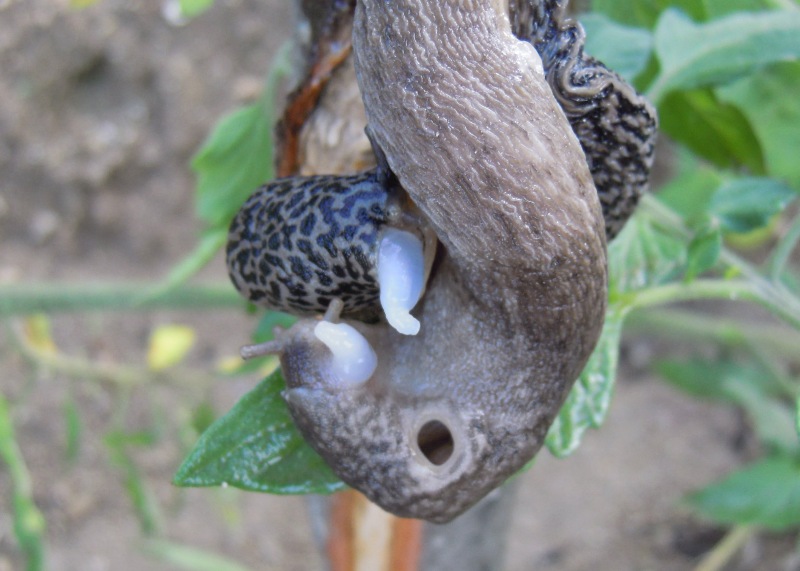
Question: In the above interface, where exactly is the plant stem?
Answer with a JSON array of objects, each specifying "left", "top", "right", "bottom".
[
  {"left": 693, "top": 525, "right": 754, "bottom": 571},
  {"left": 5, "top": 321, "right": 222, "bottom": 389},
  {"left": 0, "top": 283, "right": 244, "bottom": 316},
  {"left": 0, "top": 393, "right": 47, "bottom": 571},
  {"left": 638, "top": 196, "right": 800, "bottom": 330},
  {"left": 769, "top": 212, "right": 800, "bottom": 282},
  {"left": 625, "top": 308, "right": 800, "bottom": 362}
]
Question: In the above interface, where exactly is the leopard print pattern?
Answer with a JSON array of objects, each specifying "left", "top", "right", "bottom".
[{"left": 226, "top": 169, "right": 388, "bottom": 316}]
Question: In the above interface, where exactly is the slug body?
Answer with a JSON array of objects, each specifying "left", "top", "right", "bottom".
[
  {"left": 510, "top": 0, "right": 658, "bottom": 238},
  {"left": 226, "top": 170, "right": 389, "bottom": 317},
  {"left": 265, "top": 0, "right": 605, "bottom": 523},
  {"left": 226, "top": 0, "right": 656, "bottom": 522}
]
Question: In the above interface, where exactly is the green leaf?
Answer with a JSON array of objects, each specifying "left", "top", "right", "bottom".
[
  {"left": 657, "top": 357, "right": 797, "bottom": 453},
  {"left": 192, "top": 42, "right": 293, "bottom": 231},
  {"left": 703, "top": 0, "right": 777, "bottom": 19},
  {"left": 688, "top": 456, "right": 800, "bottom": 530},
  {"left": 658, "top": 89, "right": 765, "bottom": 173},
  {"left": 608, "top": 214, "right": 687, "bottom": 296},
  {"left": 0, "top": 393, "right": 46, "bottom": 571},
  {"left": 655, "top": 146, "right": 725, "bottom": 219},
  {"left": 192, "top": 104, "right": 274, "bottom": 229},
  {"left": 796, "top": 394, "right": 800, "bottom": 440},
  {"left": 174, "top": 370, "right": 345, "bottom": 495},
  {"left": 718, "top": 62, "right": 800, "bottom": 190},
  {"left": 179, "top": 0, "right": 214, "bottom": 18},
  {"left": 709, "top": 177, "right": 797, "bottom": 233},
  {"left": 254, "top": 311, "right": 298, "bottom": 343},
  {"left": 658, "top": 358, "right": 752, "bottom": 400},
  {"left": 546, "top": 306, "right": 625, "bottom": 457},
  {"left": 648, "top": 9, "right": 800, "bottom": 101},
  {"left": 592, "top": 0, "right": 706, "bottom": 29},
  {"left": 732, "top": 384, "right": 800, "bottom": 455},
  {"left": 685, "top": 225, "right": 722, "bottom": 281},
  {"left": 105, "top": 431, "right": 162, "bottom": 535},
  {"left": 580, "top": 14, "right": 654, "bottom": 82}
]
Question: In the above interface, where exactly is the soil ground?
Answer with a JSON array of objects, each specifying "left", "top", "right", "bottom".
[{"left": 0, "top": 1, "right": 795, "bottom": 570}]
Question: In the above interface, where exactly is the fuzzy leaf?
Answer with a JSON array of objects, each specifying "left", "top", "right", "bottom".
[
  {"left": 192, "top": 104, "right": 273, "bottom": 230},
  {"left": 179, "top": 0, "right": 214, "bottom": 18},
  {"left": 658, "top": 89, "right": 765, "bottom": 173},
  {"left": 608, "top": 214, "right": 687, "bottom": 296},
  {"left": 685, "top": 225, "right": 722, "bottom": 281},
  {"left": 580, "top": 14, "right": 653, "bottom": 82},
  {"left": 709, "top": 177, "right": 797, "bottom": 234},
  {"left": 649, "top": 9, "right": 800, "bottom": 101},
  {"left": 192, "top": 43, "right": 292, "bottom": 231},
  {"left": 254, "top": 311, "right": 298, "bottom": 343},
  {"left": 718, "top": 62, "right": 800, "bottom": 190},
  {"left": 659, "top": 358, "right": 798, "bottom": 454},
  {"left": 688, "top": 456, "right": 800, "bottom": 530},
  {"left": 174, "top": 370, "right": 345, "bottom": 495},
  {"left": 546, "top": 307, "right": 625, "bottom": 457},
  {"left": 592, "top": 0, "right": 705, "bottom": 28},
  {"left": 656, "top": 147, "right": 726, "bottom": 219},
  {"left": 704, "top": 0, "right": 777, "bottom": 19}
]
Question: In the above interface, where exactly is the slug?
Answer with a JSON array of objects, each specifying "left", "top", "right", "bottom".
[
  {"left": 225, "top": 0, "right": 656, "bottom": 523},
  {"left": 510, "top": 0, "right": 658, "bottom": 239}
]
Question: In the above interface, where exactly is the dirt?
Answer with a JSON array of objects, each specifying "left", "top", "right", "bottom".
[{"left": 0, "top": 1, "right": 794, "bottom": 570}]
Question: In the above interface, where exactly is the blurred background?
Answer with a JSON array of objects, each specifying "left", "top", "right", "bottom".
[{"left": 1, "top": 1, "right": 799, "bottom": 570}]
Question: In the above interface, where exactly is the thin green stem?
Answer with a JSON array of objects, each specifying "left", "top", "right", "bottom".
[
  {"left": 693, "top": 526, "right": 754, "bottom": 571},
  {"left": 626, "top": 278, "right": 757, "bottom": 308},
  {"left": 627, "top": 278, "right": 800, "bottom": 330},
  {"left": 638, "top": 196, "right": 800, "bottom": 331},
  {"left": 625, "top": 308, "right": 800, "bottom": 361},
  {"left": 137, "top": 229, "right": 227, "bottom": 304},
  {"left": 5, "top": 321, "right": 222, "bottom": 389},
  {"left": 0, "top": 393, "right": 47, "bottom": 571},
  {"left": 769, "top": 212, "right": 800, "bottom": 282},
  {"left": 0, "top": 282, "right": 244, "bottom": 316}
]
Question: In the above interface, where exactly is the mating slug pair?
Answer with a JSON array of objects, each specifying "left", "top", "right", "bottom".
[{"left": 225, "top": 0, "right": 656, "bottom": 523}]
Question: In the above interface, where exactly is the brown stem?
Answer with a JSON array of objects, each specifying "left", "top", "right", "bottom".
[{"left": 275, "top": 0, "right": 356, "bottom": 176}]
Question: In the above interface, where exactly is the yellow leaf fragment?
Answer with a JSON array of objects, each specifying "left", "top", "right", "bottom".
[
  {"left": 23, "top": 315, "right": 57, "bottom": 355},
  {"left": 147, "top": 325, "right": 195, "bottom": 371}
]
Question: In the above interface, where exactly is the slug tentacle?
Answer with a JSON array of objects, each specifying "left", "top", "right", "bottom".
[{"left": 377, "top": 227, "right": 425, "bottom": 335}]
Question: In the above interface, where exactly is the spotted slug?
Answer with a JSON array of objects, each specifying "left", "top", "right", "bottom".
[{"left": 225, "top": 0, "right": 656, "bottom": 523}]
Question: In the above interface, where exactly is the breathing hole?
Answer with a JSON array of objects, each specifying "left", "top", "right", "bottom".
[{"left": 416, "top": 420, "right": 454, "bottom": 466}]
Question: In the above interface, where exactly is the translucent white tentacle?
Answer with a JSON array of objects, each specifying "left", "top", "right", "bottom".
[
  {"left": 313, "top": 321, "right": 377, "bottom": 386},
  {"left": 378, "top": 228, "right": 425, "bottom": 335}
]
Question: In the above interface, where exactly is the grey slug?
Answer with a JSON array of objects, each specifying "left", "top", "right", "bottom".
[{"left": 225, "top": 0, "right": 657, "bottom": 523}]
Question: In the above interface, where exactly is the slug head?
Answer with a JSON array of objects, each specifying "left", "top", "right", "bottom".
[
  {"left": 256, "top": 249, "right": 592, "bottom": 524},
  {"left": 271, "top": 308, "right": 545, "bottom": 524}
]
